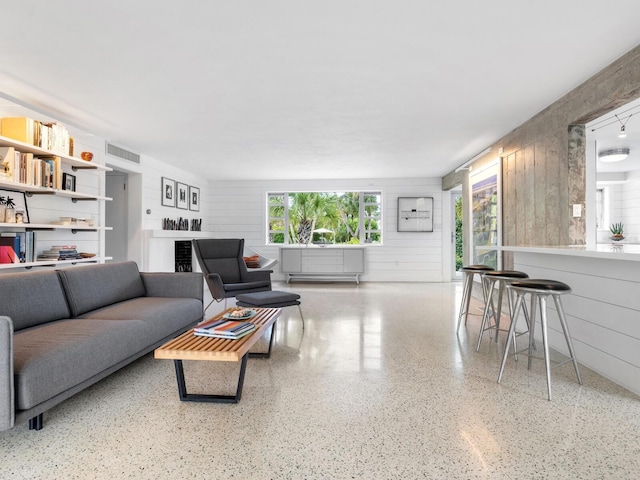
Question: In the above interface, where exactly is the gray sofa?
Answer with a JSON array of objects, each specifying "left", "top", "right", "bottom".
[{"left": 0, "top": 261, "right": 203, "bottom": 431}]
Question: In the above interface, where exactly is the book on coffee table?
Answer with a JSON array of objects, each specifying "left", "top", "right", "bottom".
[{"left": 194, "top": 319, "right": 256, "bottom": 339}]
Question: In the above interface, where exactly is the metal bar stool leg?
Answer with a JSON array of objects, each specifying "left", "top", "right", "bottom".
[
  {"left": 456, "top": 271, "right": 473, "bottom": 334},
  {"left": 553, "top": 295, "right": 582, "bottom": 385},
  {"left": 538, "top": 295, "right": 553, "bottom": 400},
  {"left": 476, "top": 278, "right": 497, "bottom": 351},
  {"left": 297, "top": 304, "right": 305, "bottom": 331},
  {"left": 528, "top": 294, "right": 538, "bottom": 370},
  {"left": 498, "top": 290, "right": 523, "bottom": 384}
]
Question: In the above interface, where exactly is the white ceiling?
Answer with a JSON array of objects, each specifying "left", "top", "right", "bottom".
[{"left": 1, "top": 1, "right": 640, "bottom": 181}]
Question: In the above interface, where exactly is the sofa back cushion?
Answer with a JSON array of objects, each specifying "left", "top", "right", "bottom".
[
  {"left": 0, "top": 270, "right": 71, "bottom": 330},
  {"left": 57, "top": 261, "right": 146, "bottom": 317}
]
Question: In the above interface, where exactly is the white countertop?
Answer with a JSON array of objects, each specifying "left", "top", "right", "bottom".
[
  {"left": 279, "top": 244, "right": 367, "bottom": 248},
  {"left": 477, "top": 244, "right": 640, "bottom": 261}
]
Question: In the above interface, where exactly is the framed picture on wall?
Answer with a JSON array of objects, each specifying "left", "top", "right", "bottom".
[
  {"left": 62, "top": 173, "right": 76, "bottom": 191},
  {"left": 189, "top": 186, "right": 200, "bottom": 211},
  {"left": 0, "top": 188, "right": 29, "bottom": 223},
  {"left": 397, "top": 197, "right": 433, "bottom": 232},
  {"left": 176, "top": 182, "right": 189, "bottom": 210},
  {"left": 161, "top": 177, "right": 176, "bottom": 207}
]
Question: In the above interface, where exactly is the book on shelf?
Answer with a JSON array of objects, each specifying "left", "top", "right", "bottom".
[
  {"left": 0, "top": 117, "right": 37, "bottom": 145},
  {"left": 194, "top": 319, "right": 256, "bottom": 339},
  {"left": 0, "top": 235, "right": 21, "bottom": 264},
  {"left": 37, "top": 244, "right": 82, "bottom": 261},
  {"left": 1, "top": 117, "right": 71, "bottom": 156}
]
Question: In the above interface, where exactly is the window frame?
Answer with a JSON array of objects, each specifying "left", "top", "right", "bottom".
[{"left": 266, "top": 191, "right": 383, "bottom": 245}]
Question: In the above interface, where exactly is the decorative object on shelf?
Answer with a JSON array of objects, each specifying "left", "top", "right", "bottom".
[
  {"left": 62, "top": 172, "right": 76, "bottom": 191},
  {"left": 189, "top": 186, "right": 200, "bottom": 212},
  {"left": 161, "top": 177, "right": 176, "bottom": 207},
  {"left": 190, "top": 218, "right": 202, "bottom": 231},
  {"left": 162, "top": 217, "right": 190, "bottom": 230},
  {"left": 610, "top": 222, "right": 624, "bottom": 241},
  {"left": 176, "top": 182, "right": 188, "bottom": 210},
  {"left": 0, "top": 189, "right": 29, "bottom": 223},
  {"left": 80, "top": 151, "right": 93, "bottom": 162},
  {"left": 397, "top": 196, "right": 434, "bottom": 232}
]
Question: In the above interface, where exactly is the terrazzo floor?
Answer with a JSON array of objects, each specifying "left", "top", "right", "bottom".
[{"left": 2, "top": 281, "right": 640, "bottom": 479}]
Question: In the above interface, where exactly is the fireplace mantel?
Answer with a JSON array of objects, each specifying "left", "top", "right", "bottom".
[{"left": 143, "top": 230, "right": 214, "bottom": 271}]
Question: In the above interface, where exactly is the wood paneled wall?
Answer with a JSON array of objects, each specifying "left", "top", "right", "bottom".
[{"left": 443, "top": 44, "right": 640, "bottom": 268}]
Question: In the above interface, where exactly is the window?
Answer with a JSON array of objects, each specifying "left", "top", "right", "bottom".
[{"left": 266, "top": 191, "right": 382, "bottom": 245}]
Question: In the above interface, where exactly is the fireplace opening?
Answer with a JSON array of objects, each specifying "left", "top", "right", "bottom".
[{"left": 175, "top": 240, "right": 192, "bottom": 272}]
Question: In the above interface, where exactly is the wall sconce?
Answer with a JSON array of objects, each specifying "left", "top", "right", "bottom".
[{"left": 598, "top": 148, "right": 630, "bottom": 162}]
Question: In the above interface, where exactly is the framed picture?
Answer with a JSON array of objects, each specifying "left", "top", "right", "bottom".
[
  {"left": 0, "top": 188, "right": 30, "bottom": 224},
  {"left": 397, "top": 197, "right": 433, "bottom": 232},
  {"left": 176, "top": 182, "right": 189, "bottom": 210},
  {"left": 62, "top": 173, "right": 76, "bottom": 191},
  {"left": 469, "top": 158, "right": 502, "bottom": 269},
  {"left": 161, "top": 177, "right": 176, "bottom": 207},
  {"left": 189, "top": 186, "right": 200, "bottom": 212}
]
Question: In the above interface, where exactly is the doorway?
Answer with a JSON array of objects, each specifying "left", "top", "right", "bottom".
[{"left": 105, "top": 170, "right": 128, "bottom": 262}]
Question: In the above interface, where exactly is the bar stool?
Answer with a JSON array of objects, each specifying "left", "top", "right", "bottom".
[
  {"left": 456, "top": 264, "right": 494, "bottom": 334},
  {"left": 498, "top": 279, "right": 583, "bottom": 400},
  {"left": 476, "top": 270, "right": 529, "bottom": 352}
]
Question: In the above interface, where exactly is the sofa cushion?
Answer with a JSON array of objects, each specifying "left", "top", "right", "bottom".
[
  {"left": 0, "top": 270, "right": 70, "bottom": 331},
  {"left": 57, "top": 261, "right": 146, "bottom": 317},
  {"left": 78, "top": 297, "right": 202, "bottom": 344},
  {"left": 13, "top": 318, "right": 151, "bottom": 410}
]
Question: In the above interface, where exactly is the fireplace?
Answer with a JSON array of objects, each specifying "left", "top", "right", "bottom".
[{"left": 174, "top": 240, "right": 192, "bottom": 272}]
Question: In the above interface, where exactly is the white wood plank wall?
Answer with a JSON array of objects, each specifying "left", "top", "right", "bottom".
[
  {"left": 513, "top": 251, "right": 640, "bottom": 395},
  {"left": 206, "top": 177, "right": 446, "bottom": 282}
]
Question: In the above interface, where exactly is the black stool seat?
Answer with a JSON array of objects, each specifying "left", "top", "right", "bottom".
[
  {"left": 509, "top": 279, "right": 571, "bottom": 292},
  {"left": 236, "top": 290, "right": 305, "bottom": 330},
  {"left": 483, "top": 270, "right": 529, "bottom": 279},
  {"left": 461, "top": 264, "right": 495, "bottom": 272},
  {"left": 236, "top": 290, "right": 300, "bottom": 308}
]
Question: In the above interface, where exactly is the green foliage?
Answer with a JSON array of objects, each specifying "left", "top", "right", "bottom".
[
  {"left": 455, "top": 196, "right": 463, "bottom": 271},
  {"left": 610, "top": 222, "right": 624, "bottom": 235}
]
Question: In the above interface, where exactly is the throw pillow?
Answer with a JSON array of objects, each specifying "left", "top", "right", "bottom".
[{"left": 243, "top": 254, "right": 261, "bottom": 268}]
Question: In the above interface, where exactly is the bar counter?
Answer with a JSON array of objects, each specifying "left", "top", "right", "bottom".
[{"left": 482, "top": 245, "right": 640, "bottom": 395}]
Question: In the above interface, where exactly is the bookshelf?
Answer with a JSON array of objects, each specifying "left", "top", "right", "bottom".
[{"left": 0, "top": 122, "right": 112, "bottom": 270}]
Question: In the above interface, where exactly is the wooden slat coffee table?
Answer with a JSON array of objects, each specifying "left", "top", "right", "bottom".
[{"left": 154, "top": 307, "right": 281, "bottom": 403}]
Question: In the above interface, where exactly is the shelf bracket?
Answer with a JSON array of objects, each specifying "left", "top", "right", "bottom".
[
  {"left": 71, "top": 198, "right": 97, "bottom": 203},
  {"left": 25, "top": 191, "right": 55, "bottom": 197},
  {"left": 72, "top": 165, "right": 98, "bottom": 172}
]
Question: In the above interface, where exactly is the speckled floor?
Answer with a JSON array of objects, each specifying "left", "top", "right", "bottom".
[{"left": 2, "top": 282, "right": 640, "bottom": 479}]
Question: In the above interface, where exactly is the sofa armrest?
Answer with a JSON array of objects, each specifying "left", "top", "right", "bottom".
[
  {"left": 140, "top": 272, "right": 203, "bottom": 301},
  {"left": 0, "top": 316, "right": 14, "bottom": 431}
]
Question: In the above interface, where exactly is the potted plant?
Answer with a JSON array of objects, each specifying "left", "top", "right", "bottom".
[{"left": 610, "top": 222, "right": 624, "bottom": 241}]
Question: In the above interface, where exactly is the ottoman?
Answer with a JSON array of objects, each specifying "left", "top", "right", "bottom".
[{"left": 236, "top": 290, "right": 304, "bottom": 330}]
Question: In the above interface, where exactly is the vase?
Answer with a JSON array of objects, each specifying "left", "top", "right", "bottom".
[
  {"left": 0, "top": 205, "right": 5, "bottom": 223},
  {"left": 5, "top": 207, "right": 15, "bottom": 223}
]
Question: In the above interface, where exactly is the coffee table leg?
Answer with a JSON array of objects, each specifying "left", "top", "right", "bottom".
[
  {"left": 173, "top": 354, "right": 248, "bottom": 403},
  {"left": 248, "top": 321, "right": 276, "bottom": 359}
]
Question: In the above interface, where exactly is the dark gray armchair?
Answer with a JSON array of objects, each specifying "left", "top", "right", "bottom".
[{"left": 192, "top": 238, "right": 273, "bottom": 310}]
